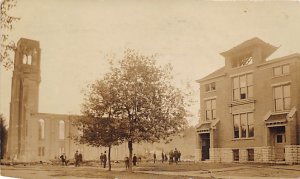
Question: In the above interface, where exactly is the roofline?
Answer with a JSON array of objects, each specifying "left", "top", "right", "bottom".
[
  {"left": 197, "top": 53, "right": 300, "bottom": 83},
  {"left": 257, "top": 53, "right": 300, "bottom": 67},
  {"left": 196, "top": 73, "right": 226, "bottom": 83},
  {"left": 220, "top": 37, "right": 278, "bottom": 57}
]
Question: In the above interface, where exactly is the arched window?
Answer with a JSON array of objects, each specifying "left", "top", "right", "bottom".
[
  {"left": 27, "top": 55, "right": 32, "bottom": 65},
  {"left": 23, "top": 54, "right": 27, "bottom": 64},
  {"left": 38, "top": 119, "right": 45, "bottom": 140},
  {"left": 59, "top": 120, "right": 65, "bottom": 139}
]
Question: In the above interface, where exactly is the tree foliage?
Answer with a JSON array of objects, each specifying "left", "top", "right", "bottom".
[
  {"left": 74, "top": 49, "right": 188, "bottom": 172},
  {"left": 72, "top": 76, "right": 127, "bottom": 171},
  {"left": 1, "top": 0, "right": 20, "bottom": 69},
  {"left": 0, "top": 114, "right": 8, "bottom": 159}
]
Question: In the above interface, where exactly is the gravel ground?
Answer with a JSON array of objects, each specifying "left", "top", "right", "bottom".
[{"left": 1, "top": 162, "right": 299, "bottom": 179}]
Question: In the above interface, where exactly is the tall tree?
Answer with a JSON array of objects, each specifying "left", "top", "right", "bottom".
[
  {"left": 0, "top": 114, "right": 8, "bottom": 159},
  {"left": 72, "top": 76, "right": 126, "bottom": 171},
  {"left": 74, "top": 49, "right": 188, "bottom": 172},
  {"left": 1, "top": 0, "right": 20, "bottom": 69},
  {"left": 107, "top": 49, "right": 188, "bottom": 171}
]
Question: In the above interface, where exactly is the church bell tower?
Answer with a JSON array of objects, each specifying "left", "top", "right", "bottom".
[{"left": 7, "top": 38, "right": 41, "bottom": 161}]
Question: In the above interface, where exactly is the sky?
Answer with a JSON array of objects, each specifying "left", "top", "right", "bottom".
[{"left": 1, "top": 0, "right": 300, "bottom": 126}]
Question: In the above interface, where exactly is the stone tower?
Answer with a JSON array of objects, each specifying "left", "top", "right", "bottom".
[{"left": 7, "top": 38, "right": 41, "bottom": 161}]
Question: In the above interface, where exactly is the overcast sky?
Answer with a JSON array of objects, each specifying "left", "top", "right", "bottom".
[{"left": 1, "top": 0, "right": 300, "bottom": 126}]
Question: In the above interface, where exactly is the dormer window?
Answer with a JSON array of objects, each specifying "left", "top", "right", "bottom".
[
  {"left": 232, "top": 55, "right": 253, "bottom": 68},
  {"left": 205, "top": 82, "right": 216, "bottom": 92}
]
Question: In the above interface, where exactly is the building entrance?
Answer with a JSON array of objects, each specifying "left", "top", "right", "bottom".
[
  {"left": 270, "top": 126, "right": 285, "bottom": 161},
  {"left": 201, "top": 133, "right": 210, "bottom": 160}
]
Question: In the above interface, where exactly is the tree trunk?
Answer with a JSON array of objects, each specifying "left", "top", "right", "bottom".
[
  {"left": 108, "top": 146, "right": 111, "bottom": 171},
  {"left": 128, "top": 140, "right": 133, "bottom": 172}
]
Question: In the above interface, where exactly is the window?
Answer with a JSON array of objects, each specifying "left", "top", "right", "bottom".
[
  {"left": 276, "top": 134, "right": 285, "bottom": 144},
  {"left": 59, "top": 120, "right": 65, "bottom": 140},
  {"left": 232, "top": 55, "right": 253, "bottom": 68},
  {"left": 38, "top": 119, "right": 45, "bottom": 140},
  {"left": 205, "top": 99, "right": 216, "bottom": 120},
  {"left": 233, "top": 112, "right": 254, "bottom": 139},
  {"left": 247, "top": 149, "right": 254, "bottom": 161},
  {"left": 232, "top": 73, "right": 253, "bottom": 100},
  {"left": 273, "top": 65, "right": 289, "bottom": 76},
  {"left": 274, "top": 84, "right": 290, "bottom": 111},
  {"left": 38, "top": 147, "right": 45, "bottom": 156},
  {"left": 233, "top": 149, "right": 239, "bottom": 161},
  {"left": 205, "top": 82, "right": 216, "bottom": 92},
  {"left": 22, "top": 54, "right": 32, "bottom": 65}
]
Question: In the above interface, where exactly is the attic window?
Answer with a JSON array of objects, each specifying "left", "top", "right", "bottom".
[{"left": 232, "top": 55, "right": 253, "bottom": 68}]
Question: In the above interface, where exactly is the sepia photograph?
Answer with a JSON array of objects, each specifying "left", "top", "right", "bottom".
[{"left": 1, "top": 0, "right": 300, "bottom": 178}]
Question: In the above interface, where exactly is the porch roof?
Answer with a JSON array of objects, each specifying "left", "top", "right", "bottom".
[{"left": 265, "top": 113, "right": 287, "bottom": 127}]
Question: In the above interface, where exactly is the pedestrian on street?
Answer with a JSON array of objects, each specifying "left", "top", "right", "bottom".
[
  {"left": 174, "top": 148, "right": 179, "bottom": 164},
  {"left": 125, "top": 157, "right": 129, "bottom": 170},
  {"left": 133, "top": 154, "right": 137, "bottom": 166},
  {"left": 60, "top": 153, "right": 68, "bottom": 166},
  {"left": 78, "top": 152, "right": 83, "bottom": 166},
  {"left": 161, "top": 152, "right": 164, "bottom": 163},
  {"left": 100, "top": 153, "right": 103, "bottom": 167},
  {"left": 74, "top": 151, "right": 79, "bottom": 167},
  {"left": 169, "top": 150, "right": 173, "bottom": 165},
  {"left": 103, "top": 151, "right": 107, "bottom": 168},
  {"left": 153, "top": 152, "right": 156, "bottom": 163}
]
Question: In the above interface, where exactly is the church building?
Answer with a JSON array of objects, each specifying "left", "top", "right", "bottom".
[{"left": 196, "top": 37, "right": 300, "bottom": 164}]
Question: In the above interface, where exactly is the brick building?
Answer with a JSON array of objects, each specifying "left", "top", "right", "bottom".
[{"left": 196, "top": 38, "right": 300, "bottom": 164}]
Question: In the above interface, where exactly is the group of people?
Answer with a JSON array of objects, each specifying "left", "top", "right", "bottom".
[
  {"left": 74, "top": 151, "right": 83, "bottom": 167},
  {"left": 59, "top": 151, "right": 83, "bottom": 167},
  {"left": 100, "top": 151, "right": 107, "bottom": 168},
  {"left": 160, "top": 148, "right": 181, "bottom": 164},
  {"left": 59, "top": 148, "right": 181, "bottom": 168}
]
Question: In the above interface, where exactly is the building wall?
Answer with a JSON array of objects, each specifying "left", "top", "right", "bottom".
[{"left": 197, "top": 38, "right": 300, "bottom": 163}]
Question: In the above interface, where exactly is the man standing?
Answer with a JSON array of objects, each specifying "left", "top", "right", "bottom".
[
  {"left": 132, "top": 154, "right": 137, "bottom": 166},
  {"left": 153, "top": 152, "right": 156, "bottom": 163},
  {"left": 161, "top": 152, "right": 164, "bottom": 163},
  {"left": 103, "top": 151, "right": 107, "bottom": 168},
  {"left": 174, "top": 148, "right": 179, "bottom": 164},
  {"left": 74, "top": 151, "right": 79, "bottom": 167},
  {"left": 78, "top": 152, "right": 83, "bottom": 166},
  {"left": 100, "top": 153, "right": 103, "bottom": 167}
]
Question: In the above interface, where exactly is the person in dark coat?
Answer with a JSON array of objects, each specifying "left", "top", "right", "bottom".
[
  {"left": 169, "top": 150, "right": 173, "bottom": 165},
  {"left": 103, "top": 151, "right": 107, "bottom": 168},
  {"left": 161, "top": 152, "right": 164, "bottom": 163},
  {"left": 74, "top": 151, "right": 79, "bottom": 167},
  {"left": 153, "top": 152, "right": 156, "bottom": 163},
  {"left": 132, "top": 154, "right": 137, "bottom": 166},
  {"left": 60, "top": 153, "right": 68, "bottom": 166},
  {"left": 174, "top": 148, "right": 179, "bottom": 164},
  {"left": 125, "top": 157, "right": 129, "bottom": 169},
  {"left": 78, "top": 152, "right": 83, "bottom": 166},
  {"left": 100, "top": 153, "right": 103, "bottom": 167}
]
